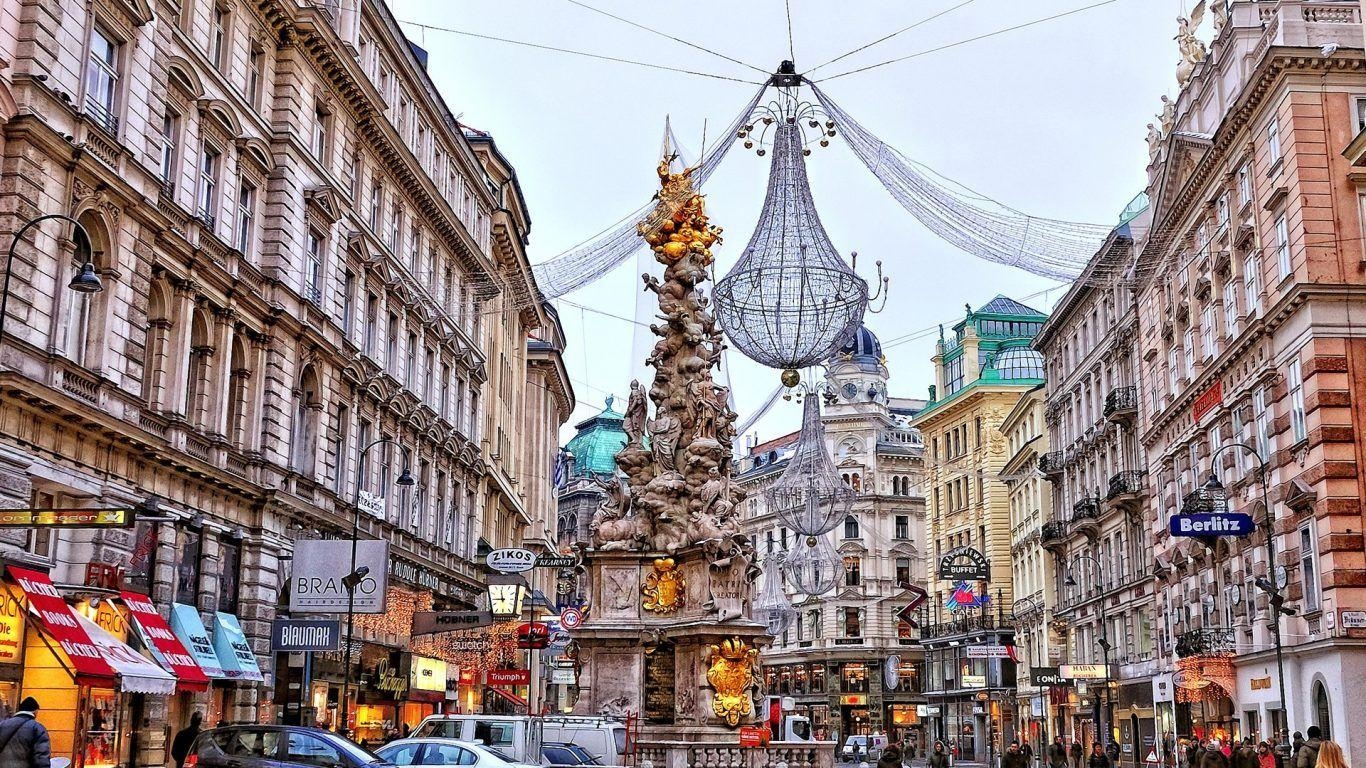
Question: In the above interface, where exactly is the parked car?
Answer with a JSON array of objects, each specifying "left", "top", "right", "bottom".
[
  {"left": 375, "top": 737, "right": 538, "bottom": 768},
  {"left": 541, "top": 743, "right": 603, "bottom": 767},
  {"left": 540, "top": 717, "right": 626, "bottom": 766},
  {"left": 413, "top": 715, "right": 543, "bottom": 766},
  {"left": 189, "top": 725, "right": 391, "bottom": 768}
]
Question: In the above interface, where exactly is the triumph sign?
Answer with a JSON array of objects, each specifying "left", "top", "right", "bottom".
[{"left": 289, "top": 539, "right": 389, "bottom": 614}]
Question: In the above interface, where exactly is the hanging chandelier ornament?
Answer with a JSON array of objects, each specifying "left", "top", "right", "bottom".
[
  {"left": 765, "top": 392, "right": 853, "bottom": 537},
  {"left": 785, "top": 534, "right": 842, "bottom": 596},
  {"left": 713, "top": 85, "right": 886, "bottom": 388},
  {"left": 755, "top": 555, "right": 797, "bottom": 637}
]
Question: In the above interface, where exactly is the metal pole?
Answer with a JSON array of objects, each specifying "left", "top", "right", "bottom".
[{"left": 1, "top": 214, "right": 92, "bottom": 341}]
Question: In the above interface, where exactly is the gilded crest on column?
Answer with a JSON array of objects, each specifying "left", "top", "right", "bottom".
[
  {"left": 642, "top": 557, "right": 685, "bottom": 614},
  {"left": 706, "top": 637, "right": 758, "bottom": 727}
]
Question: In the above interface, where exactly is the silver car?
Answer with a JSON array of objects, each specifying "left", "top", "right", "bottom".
[{"left": 375, "top": 737, "right": 539, "bottom": 768}]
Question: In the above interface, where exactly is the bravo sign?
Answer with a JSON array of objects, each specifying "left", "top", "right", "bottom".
[{"left": 289, "top": 539, "right": 389, "bottom": 614}]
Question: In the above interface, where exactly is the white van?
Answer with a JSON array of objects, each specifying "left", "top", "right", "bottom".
[
  {"left": 540, "top": 716, "right": 628, "bottom": 766},
  {"left": 413, "top": 715, "right": 543, "bottom": 765}
]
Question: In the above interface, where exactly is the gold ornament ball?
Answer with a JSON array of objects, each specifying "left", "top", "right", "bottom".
[
  {"left": 806, "top": 536, "right": 817, "bottom": 547},
  {"left": 781, "top": 369, "right": 801, "bottom": 387}
]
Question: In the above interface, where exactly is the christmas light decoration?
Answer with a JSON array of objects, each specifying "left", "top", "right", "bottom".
[{"left": 764, "top": 393, "right": 853, "bottom": 538}]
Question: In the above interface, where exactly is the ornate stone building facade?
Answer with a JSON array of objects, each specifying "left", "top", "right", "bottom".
[
  {"left": 0, "top": 0, "right": 567, "bottom": 759},
  {"left": 1033, "top": 205, "right": 1156, "bottom": 762},
  {"left": 737, "top": 326, "right": 928, "bottom": 744},
  {"left": 1132, "top": 1, "right": 1366, "bottom": 753}
]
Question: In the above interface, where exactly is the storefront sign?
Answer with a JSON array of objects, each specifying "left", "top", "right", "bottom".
[
  {"left": 1192, "top": 380, "right": 1223, "bottom": 422},
  {"left": 170, "top": 603, "right": 225, "bottom": 677},
  {"left": 0, "top": 508, "right": 135, "bottom": 528},
  {"left": 840, "top": 694, "right": 868, "bottom": 706},
  {"left": 739, "top": 726, "right": 769, "bottom": 748},
  {"left": 413, "top": 610, "right": 494, "bottom": 636},
  {"left": 389, "top": 558, "right": 467, "bottom": 600},
  {"left": 642, "top": 641, "right": 676, "bottom": 724},
  {"left": 7, "top": 566, "right": 116, "bottom": 680},
  {"left": 270, "top": 618, "right": 341, "bottom": 651},
  {"left": 74, "top": 612, "right": 177, "bottom": 694},
  {"left": 487, "top": 668, "right": 531, "bottom": 686},
  {"left": 410, "top": 655, "right": 447, "bottom": 692},
  {"left": 945, "top": 582, "right": 990, "bottom": 612},
  {"left": 1249, "top": 676, "right": 1272, "bottom": 691},
  {"left": 1152, "top": 673, "right": 1173, "bottom": 703},
  {"left": 1060, "top": 664, "right": 1110, "bottom": 680},
  {"left": 516, "top": 622, "right": 551, "bottom": 650},
  {"left": 120, "top": 592, "right": 209, "bottom": 690},
  {"left": 0, "top": 589, "right": 23, "bottom": 664},
  {"left": 87, "top": 600, "right": 128, "bottom": 643},
  {"left": 962, "top": 675, "right": 987, "bottom": 688},
  {"left": 212, "top": 612, "right": 264, "bottom": 681},
  {"left": 357, "top": 490, "right": 385, "bottom": 518},
  {"left": 290, "top": 540, "right": 390, "bottom": 614},
  {"left": 937, "top": 546, "right": 990, "bottom": 581},
  {"left": 370, "top": 656, "right": 408, "bottom": 695},
  {"left": 1340, "top": 610, "right": 1366, "bottom": 629},
  {"left": 536, "top": 553, "right": 578, "bottom": 569},
  {"left": 549, "top": 667, "right": 576, "bottom": 685},
  {"left": 916, "top": 705, "right": 929, "bottom": 717},
  {"left": 965, "top": 645, "right": 1012, "bottom": 659},
  {"left": 486, "top": 548, "right": 536, "bottom": 574},
  {"left": 1169, "top": 512, "right": 1254, "bottom": 537},
  {"left": 1032, "top": 667, "right": 1068, "bottom": 686}
]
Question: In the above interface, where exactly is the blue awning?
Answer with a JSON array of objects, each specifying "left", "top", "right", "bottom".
[
  {"left": 169, "top": 603, "right": 225, "bottom": 679},
  {"left": 212, "top": 612, "right": 263, "bottom": 682}
]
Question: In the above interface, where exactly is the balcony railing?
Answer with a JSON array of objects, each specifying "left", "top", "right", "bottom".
[
  {"left": 1104, "top": 386, "right": 1138, "bottom": 421},
  {"left": 1040, "top": 520, "right": 1068, "bottom": 544},
  {"left": 1106, "top": 470, "right": 1146, "bottom": 500},
  {"left": 920, "top": 613, "right": 1006, "bottom": 640},
  {"left": 1039, "top": 452, "right": 1065, "bottom": 477},
  {"left": 1071, "top": 497, "right": 1100, "bottom": 523},
  {"left": 1175, "top": 628, "right": 1236, "bottom": 658},
  {"left": 84, "top": 97, "right": 120, "bottom": 136}
]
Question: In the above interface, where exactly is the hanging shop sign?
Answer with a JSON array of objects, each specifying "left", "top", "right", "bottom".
[
  {"left": 369, "top": 656, "right": 409, "bottom": 696},
  {"left": 536, "top": 553, "right": 578, "bottom": 569},
  {"left": 549, "top": 667, "right": 576, "bottom": 685},
  {"left": 884, "top": 655, "right": 901, "bottom": 690},
  {"left": 937, "top": 547, "right": 990, "bottom": 582},
  {"left": 120, "top": 592, "right": 210, "bottom": 689},
  {"left": 213, "top": 612, "right": 264, "bottom": 681},
  {"left": 270, "top": 618, "right": 341, "bottom": 652},
  {"left": 945, "top": 582, "right": 990, "bottom": 612},
  {"left": 409, "top": 656, "right": 448, "bottom": 693},
  {"left": 0, "top": 588, "right": 24, "bottom": 664},
  {"left": 516, "top": 622, "right": 551, "bottom": 650},
  {"left": 965, "top": 645, "right": 1012, "bottom": 659},
  {"left": 1031, "top": 667, "right": 1067, "bottom": 687},
  {"left": 1060, "top": 664, "right": 1110, "bottom": 680},
  {"left": 289, "top": 539, "right": 389, "bottom": 614},
  {"left": 170, "top": 603, "right": 226, "bottom": 678},
  {"left": 1169, "top": 512, "right": 1254, "bottom": 537},
  {"left": 488, "top": 668, "right": 531, "bottom": 686},
  {"left": 0, "top": 507, "right": 135, "bottom": 528},
  {"left": 840, "top": 694, "right": 868, "bottom": 706},
  {"left": 357, "top": 490, "right": 385, "bottom": 518},
  {"left": 559, "top": 607, "right": 585, "bottom": 630},
  {"left": 547, "top": 629, "right": 572, "bottom": 650},
  {"left": 1192, "top": 380, "right": 1223, "bottom": 422},
  {"left": 486, "top": 548, "right": 537, "bottom": 574},
  {"left": 413, "top": 610, "right": 495, "bottom": 636},
  {"left": 962, "top": 675, "right": 987, "bottom": 689}
]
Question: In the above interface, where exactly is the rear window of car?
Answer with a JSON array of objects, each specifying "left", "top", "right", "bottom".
[
  {"left": 414, "top": 720, "right": 461, "bottom": 739},
  {"left": 209, "top": 730, "right": 280, "bottom": 757}
]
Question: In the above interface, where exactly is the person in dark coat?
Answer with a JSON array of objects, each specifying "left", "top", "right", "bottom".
[
  {"left": 1293, "top": 727, "right": 1321, "bottom": 768},
  {"left": 1049, "top": 738, "right": 1070, "bottom": 768},
  {"left": 1088, "top": 743, "right": 1113, "bottom": 768},
  {"left": 171, "top": 712, "right": 203, "bottom": 768},
  {"left": 878, "top": 744, "right": 904, "bottom": 768},
  {"left": 1231, "top": 739, "right": 1260, "bottom": 768},
  {"left": 1198, "top": 741, "right": 1231, "bottom": 768},
  {"left": 1003, "top": 741, "right": 1030, "bottom": 768},
  {"left": 928, "top": 741, "right": 951, "bottom": 768},
  {"left": 1071, "top": 740, "right": 1086, "bottom": 768},
  {"left": 0, "top": 697, "right": 51, "bottom": 768}
]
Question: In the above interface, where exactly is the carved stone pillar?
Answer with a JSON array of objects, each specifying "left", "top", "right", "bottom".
[{"left": 207, "top": 309, "right": 236, "bottom": 437}]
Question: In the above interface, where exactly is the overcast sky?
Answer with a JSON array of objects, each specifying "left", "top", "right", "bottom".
[{"left": 389, "top": 0, "right": 1190, "bottom": 442}]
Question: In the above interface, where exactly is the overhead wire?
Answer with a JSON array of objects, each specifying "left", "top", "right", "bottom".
[
  {"left": 804, "top": 0, "right": 978, "bottom": 76},
  {"left": 562, "top": 0, "right": 771, "bottom": 76},
  {"left": 785, "top": 0, "right": 797, "bottom": 62},
  {"left": 814, "top": 0, "right": 1126, "bottom": 82}
]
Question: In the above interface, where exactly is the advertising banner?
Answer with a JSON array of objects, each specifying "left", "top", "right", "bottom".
[{"left": 289, "top": 539, "right": 389, "bottom": 614}]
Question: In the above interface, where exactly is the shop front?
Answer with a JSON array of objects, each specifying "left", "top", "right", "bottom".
[
  {"left": 354, "top": 645, "right": 408, "bottom": 744},
  {"left": 167, "top": 603, "right": 264, "bottom": 725},
  {"left": 9, "top": 566, "right": 178, "bottom": 768},
  {"left": 406, "top": 655, "right": 447, "bottom": 726},
  {"left": 1114, "top": 680, "right": 1156, "bottom": 768},
  {"left": 0, "top": 583, "right": 26, "bottom": 714}
]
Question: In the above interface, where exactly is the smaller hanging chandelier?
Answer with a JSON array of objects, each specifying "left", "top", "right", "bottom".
[
  {"left": 755, "top": 555, "right": 797, "bottom": 637},
  {"left": 785, "top": 534, "right": 842, "bottom": 597},
  {"left": 765, "top": 394, "right": 853, "bottom": 537}
]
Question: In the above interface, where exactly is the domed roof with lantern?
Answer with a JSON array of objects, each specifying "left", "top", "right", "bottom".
[{"left": 831, "top": 323, "right": 885, "bottom": 373}]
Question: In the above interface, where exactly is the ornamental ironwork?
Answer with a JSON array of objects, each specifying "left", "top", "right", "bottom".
[
  {"left": 1039, "top": 452, "right": 1065, "bottom": 476},
  {"left": 1104, "top": 386, "right": 1138, "bottom": 418},
  {"left": 1175, "top": 628, "right": 1237, "bottom": 658},
  {"left": 1107, "top": 470, "right": 1146, "bottom": 499},
  {"left": 1071, "top": 497, "right": 1100, "bottom": 523}
]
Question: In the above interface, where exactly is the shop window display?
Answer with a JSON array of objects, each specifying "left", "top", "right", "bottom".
[{"left": 82, "top": 689, "right": 120, "bottom": 768}]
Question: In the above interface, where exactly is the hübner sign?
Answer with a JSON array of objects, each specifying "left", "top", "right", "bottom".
[{"left": 289, "top": 539, "right": 389, "bottom": 614}]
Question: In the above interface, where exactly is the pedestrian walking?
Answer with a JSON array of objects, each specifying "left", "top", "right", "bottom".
[
  {"left": 1312, "top": 741, "right": 1346, "bottom": 768},
  {"left": 929, "top": 741, "right": 951, "bottom": 768},
  {"left": 0, "top": 697, "right": 51, "bottom": 768},
  {"left": 1088, "top": 743, "right": 1113, "bottom": 768},
  {"left": 1004, "top": 741, "right": 1030, "bottom": 768},
  {"left": 1198, "top": 741, "right": 1231, "bottom": 768},
  {"left": 1294, "top": 728, "right": 1322, "bottom": 768},
  {"left": 1049, "top": 738, "right": 1069, "bottom": 768},
  {"left": 879, "top": 744, "right": 905, "bottom": 768},
  {"left": 170, "top": 712, "right": 203, "bottom": 768},
  {"left": 1231, "top": 739, "right": 1259, "bottom": 768},
  {"left": 1258, "top": 743, "right": 1277, "bottom": 768},
  {"left": 1072, "top": 740, "right": 1085, "bottom": 768}
]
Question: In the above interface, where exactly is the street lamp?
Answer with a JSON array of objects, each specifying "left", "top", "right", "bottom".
[
  {"left": 1203, "top": 439, "right": 1294, "bottom": 735},
  {"left": 338, "top": 438, "right": 414, "bottom": 736},
  {"left": 1064, "top": 554, "right": 1111, "bottom": 750},
  {"left": 0, "top": 214, "right": 103, "bottom": 341}
]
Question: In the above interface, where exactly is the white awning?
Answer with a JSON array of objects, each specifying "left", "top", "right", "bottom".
[{"left": 74, "top": 613, "right": 177, "bottom": 695}]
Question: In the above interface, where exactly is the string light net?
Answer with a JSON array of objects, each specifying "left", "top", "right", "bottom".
[
  {"left": 756, "top": 555, "right": 797, "bottom": 637},
  {"left": 531, "top": 84, "right": 770, "bottom": 299},
  {"left": 785, "top": 534, "right": 842, "bottom": 596},
  {"left": 714, "top": 121, "right": 869, "bottom": 375},
  {"left": 765, "top": 394, "right": 853, "bottom": 536},
  {"left": 809, "top": 81, "right": 1112, "bottom": 282}
]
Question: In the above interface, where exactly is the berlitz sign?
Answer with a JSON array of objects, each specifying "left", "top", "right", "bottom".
[
  {"left": 1169, "top": 512, "right": 1255, "bottom": 537},
  {"left": 289, "top": 539, "right": 390, "bottom": 614},
  {"left": 937, "top": 546, "right": 990, "bottom": 582}
]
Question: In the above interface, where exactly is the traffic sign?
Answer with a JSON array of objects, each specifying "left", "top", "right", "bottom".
[
  {"left": 560, "top": 606, "right": 585, "bottom": 629},
  {"left": 1169, "top": 512, "right": 1254, "bottom": 537}
]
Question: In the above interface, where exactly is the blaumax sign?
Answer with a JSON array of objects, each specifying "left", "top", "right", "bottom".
[{"left": 1169, "top": 512, "right": 1255, "bottom": 537}]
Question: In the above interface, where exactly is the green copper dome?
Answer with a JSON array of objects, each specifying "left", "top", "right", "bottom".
[{"left": 564, "top": 396, "right": 628, "bottom": 478}]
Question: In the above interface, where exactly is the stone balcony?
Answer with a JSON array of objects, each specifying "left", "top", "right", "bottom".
[
  {"left": 1040, "top": 520, "right": 1069, "bottom": 554},
  {"left": 1071, "top": 497, "right": 1100, "bottom": 538},
  {"left": 1106, "top": 470, "right": 1147, "bottom": 517},
  {"left": 1039, "top": 451, "right": 1065, "bottom": 478},
  {"left": 1104, "top": 385, "right": 1138, "bottom": 427}
]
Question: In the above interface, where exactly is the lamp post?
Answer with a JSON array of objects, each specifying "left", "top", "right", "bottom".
[
  {"left": 1, "top": 214, "right": 103, "bottom": 342},
  {"left": 1203, "top": 440, "right": 1294, "bottom": 736},
  {"left": 1064, "top": 554, "right": 1110, "bottom": 750},
  {"left": 338, "top": 437, "right": 414, "bottom": 737}
]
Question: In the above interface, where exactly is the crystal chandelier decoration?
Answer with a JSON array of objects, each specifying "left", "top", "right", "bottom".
[
  {"left": 755, "top": 555, "right": 797, "bottom": 636},
  {"left": 785, "top": 534, "right": 842, "bottom": 596},
  {"left": 713, "top": 90, "right": 885, "bottom": 388},
  {"left": 765, "top": 393, "right": 853, "bottom": 538}
]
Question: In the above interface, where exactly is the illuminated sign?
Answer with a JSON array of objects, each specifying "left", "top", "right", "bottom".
[
  {"left": 488, "top": 668, "right": 531, "bottom": 686},
  {"left": 1060, "top": 664, "right": 1110, "bottom": 680},
  {"left": 945, "top": 582, "right": 990, "bottom": 612},
  {"left": 0, "top": 508, "right": 134, "bottom": 528},
  {"left": 962, "top": 675, "right": 987, "bottom": 688},
  {"left": 937, "top": 547, "right": 990, "bottom": 581},
  {"left": 0, "top": 589, "right": 24, "bottom": 664},
  {"left": 840, "top": 694, "right": 867, "bottom": 706},
  {"left": 410, "top": 656, "right": 448, "bottom": 693},
  {"left": 1169, "top": 512, "right": 1255, "bottom": 537}
]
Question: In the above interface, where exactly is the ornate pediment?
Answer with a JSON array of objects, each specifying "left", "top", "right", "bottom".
[
  {"left": 1153, "top": 132, "right": 1213, "bottom": 223},
  {"left": 304, "top": 185, "right": 343, "bottom": 226}
]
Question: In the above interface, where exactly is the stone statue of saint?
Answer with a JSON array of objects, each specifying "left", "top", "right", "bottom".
[{"left": 623, "top": 379, "right": 647, "bottom": 447}]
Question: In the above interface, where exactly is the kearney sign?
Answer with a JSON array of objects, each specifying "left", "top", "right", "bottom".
[
  {"left": 1169, "top": 512, "right": 1255, "bottom": 537},
  {"left": 937, "top": 546, "right": 990, "bottom": 582}
]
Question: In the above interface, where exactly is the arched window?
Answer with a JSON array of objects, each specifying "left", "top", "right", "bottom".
[
  {"left": 293, "top": 364, "right": 322, "bottom": 476},
  {"left": 225, "top": 335, "right": 250, "bottom": 447},
  {"left": 1313, "top": 680, "right": 1332, "bottom": 738},
  {"left": 851, "top": 473, "right": 862, "bottom": 494},
  {"left": 843, "top": 515, "right": 860, "bottom": 539},
  {"left": 143, "top": 279, "right": 173, "bottom": 408},
  {"left": 184, "top": 309, "right": 213, "bottom": 426},
  {"left": 66, "top": 214, "right": 110, "bottom": 369}
]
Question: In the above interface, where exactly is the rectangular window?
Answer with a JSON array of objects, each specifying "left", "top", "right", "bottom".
[
  {"left": 387, "top": 311, "right": 400, "bottom": 369},
  {"left": 235, "top": 181, "right": 256, "bottom": 255},
  {"left": 342, "top": 270, "right": 356, "bottom": 337},
  {"left": 175, "top": 527, "right": 201, "bottom": 605},
  {"left": 312, "top": 108, "right": 330, "bottom": 162},
  {"left": 842, "top": 608, "right": 861, "bottom": 638},
  {"left": 1208, "top": 425, "right": 1223, "bottom": 481},
  {"left": 1216, "top": 193, "right": 1229, "bottom": 228},
  {"left": 1267, "top": 117, "right": 1281, "bottom": 165},
  {"left": 439, "top": 363, "right": 451, "bottom": 419},
  {"left": 1237, "top": 163, "right": 1252, "bottom": 206},
  {"left": 333, "top": 403, "right": 349, "bottom": 493},
  {"left": 1232, "top": 406, "right": 1247, "bottom": 474},
  {"left": 1183, "top": 330, "right": 1196, "bottom": 379},
  {"left": 405, "top": 332, "right": 418, "bottom": 389},
  {"left": 1253, "top": 387, "right": 1270, "bottom": 460},
  {"left": 364, "top": 293, "right": 379, "bottom": 354},
  {"left": 895, "top": 515, "right": 909, "bottom": 540},
  {"left": 1300, "top": 524, "right": 1320, "bottom": 612},
  {"left": 424, "top": 349, "right": 435, "bottom": 403},
  {"left": 843, "top": 556, "right": 861, "bottom": 587},
  {"left": 1288, "top": 356, "right": 1307, "bottom": 443},
  {"left": 1223, "top": 279, "right": 1238, "bottom": 336},
  {"left": 197, "top": 145, "right": 220, "bottom": 227},
  {"left": 1202, "top": 305, "right": 1216, "bottom": 359},
  {"left": 390, "top": 204, "right": 403, "bottom": 249},
  {"left": 895, "top": 557, "right": 911, "bottom": 587},
  {"left": 1356, "top": 96, "right": 1366, "bottom": 132},
  {"left": 1276, "top": 215, "right": 1291, "bottom": 280},
  {"left": 85, "top": 26, "right": 119, "bottom": 132},
  {"left": 369, "top": 182, "right": 383, "bottom": 230},
  {"left": 247, "top": 47, "right": 264, "bottom": 108},
  {"left": 305, "top": 230, "right": 324, "bottom": 305},
  {"left": 211, "top": 7, "right": 229, "bottom": 70},
  {"left": 1243, "top": 251, "right": 1260, "bottom": 312},
  {"left": 1169, "top": 347, "right": 1180, "bottom": 393},
  {"left": 159, "top": 110, "right": 179, "bottom": 187}
]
